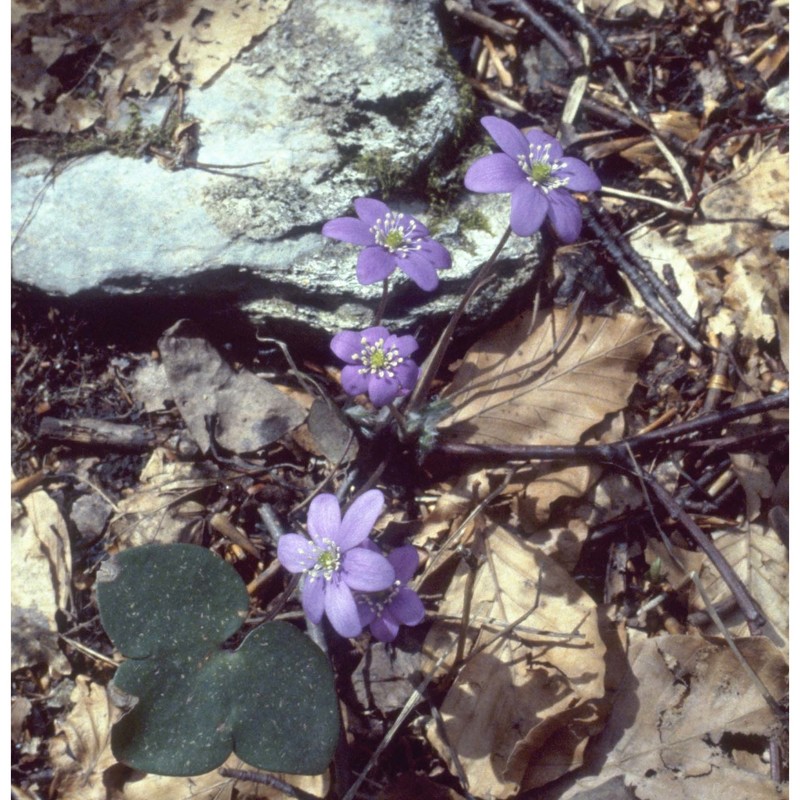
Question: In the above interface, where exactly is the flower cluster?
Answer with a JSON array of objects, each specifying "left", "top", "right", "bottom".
[
  {"left": 465, "top": 116, "right": 600, "bottom": 242},
  {"left": 277, "top": 490, "right": 424, "bottom": 640}
]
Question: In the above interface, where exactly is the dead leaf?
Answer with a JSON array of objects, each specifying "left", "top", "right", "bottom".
[
  {"left": 423, "top": 525, "right": 606, "bottom": 797},
  {"left": 49, "top": 677, "right": 121, "bottom": 800},
  {"left": 11, "top": 484, "right": 72, "bottom": 674},
  {"left": 439, "top": 308, "right": 654, "bottom": 448},
  {"left": 567, "top": 634, "right": 787, "bottom": 800},
  {"left": 158, "top": 320, "right": 307, "bottom": 455}
]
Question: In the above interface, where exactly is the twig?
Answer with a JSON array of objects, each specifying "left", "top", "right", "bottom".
[
  {"left": 600, "top": 185, "right": 694, "bottom": 215},
  {"left": 443, "top": 0, "right": 520, "bottom": 40},
  {"left": 507, "top": 0, "right": 584, "bottom": 70},
  {"left": 218, "top": 768, "right": 320, "bottom": 800}
]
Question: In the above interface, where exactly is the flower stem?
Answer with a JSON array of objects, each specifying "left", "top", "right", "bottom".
[
  {"left": 405, "top": 225, "right": 512, "bottom": 414},
  {"left": 371, "top": 278, "right": 390, "bottom": 326}
]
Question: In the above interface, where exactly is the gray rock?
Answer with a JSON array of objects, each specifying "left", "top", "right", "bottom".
[
  {"left": 764, "top": 79, "right": 789, "bottom": 117},
  {"left": 11, "top": 0, "right": 543, "bottom": 341}
]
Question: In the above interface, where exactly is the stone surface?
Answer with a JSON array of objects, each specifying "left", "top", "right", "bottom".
[{"left": 11, "top": 0, "right": 544, "bottom": 341}]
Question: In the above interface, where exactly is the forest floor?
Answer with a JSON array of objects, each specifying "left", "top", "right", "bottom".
[{"left": 11, "top": 1, "right": 789, "bottom": 799}]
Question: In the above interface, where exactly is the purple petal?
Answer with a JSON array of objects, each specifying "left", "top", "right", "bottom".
[
  {"left": 386, "top": 587, "right": 425, "bottom": 626},
  {"left": 416, "top": 239, "right": 451, "bottom": 270},
  {"left": 301, "top": 576, "right": 325, "bottom": 624},
  {"left": 367, "top": 375, "right": 401, "bottom": 407},
  {"left": 330, "top": 330, "right": 364, "bottom": 363},
  {"left": 357, "top": 597, "right": 377, "bottom": 626},
  {"left": 324, "top": 577, "right": 363, "bottom": 637},
  {"left": 464, "top": 153, "right": 525, "bottom": 193},
  {"left": 360, "top": 326, "right": 391, "bottom": 345},
  {"left": 392, "top": 361, "right": 419, "bottom": 393},
  {"left": 406, "top": 214, "right": 430, "bottom": 238},
  {"left": 388, "top": 545, "right": 419, "bottom": 584},
  {"left": 384, "top": 333, "right": 419, "bottom": 359},
  {"left": 560, "top": 157, "right": 601, "bottom": 192},
  {"left": 339, "top": 488, "right": 385, "bottom": 549},
  {"left": 481, "top": 116, "right": 529, "bottom": 159},
  {"left": 510, "top": 182, "right": 548, "bottom": 237},
  {"left": 306, "top": 494, "right": 341, "bottom": 545},
  {"left": 546, "top": 189, "right": 583, "bottom": 243},
  {"left": 340, "top": 365, "right": 369, "bottom": 397},
  {"left": 354, "top": 197, "right": 391, "bottom": 226},
  {"left": 277, "top": 533, "right": 318, "bottom": 573},
  {"left": 342, "top": 548, "right": 395, "bottom": 591},
  {"left": 370, "top": 614, "right": 400, "bottom": 642},
  {"left": 322, "top": 217, "right": 374, "bottom": 246},
  {"left": 397, "top": 253, "right": 439, "bottom": 291},
  {"left": 356, "top": 246, "right": 396, "bottom": 284},
  {"left": 524, "top": 128, "right": 563, "bottom": 159}
]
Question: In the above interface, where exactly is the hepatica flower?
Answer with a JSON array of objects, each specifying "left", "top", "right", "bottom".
[
  {"left": 322, "top": 197, "right": 451, "bottom": 291},
  {"left": 357, "top": 544, "right": 425, "bottom": 642},
  {"left": 331, "top": 326, "right": 419, "bottom": 407},
  {"left": 277, "top": 491, "right": 395, "bottom": 637},
  {"left": 464, "top": 116, "right": 601, "bottom": 243}
]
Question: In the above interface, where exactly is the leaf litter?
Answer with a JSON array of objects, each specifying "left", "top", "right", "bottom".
[{"left": 11, "top": 0, "right": 789, "bottom": 797}]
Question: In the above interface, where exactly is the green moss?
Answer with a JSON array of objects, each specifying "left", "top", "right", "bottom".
[{"left": 353, "top": 147, "right": 418, "bottom": 194}]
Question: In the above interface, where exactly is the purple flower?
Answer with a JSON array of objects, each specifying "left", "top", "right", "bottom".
[
  {"left": 322, "top": 197, "right": 451, "bottom": 291},
  {"left": 330, "top": 326, "right": 419, "bottom": 407},
  {"left": 357, "top": 544, "right": 425, "bottom": 642},
  {"left": 277, "top": 490, "right": 395, "bottom": 638},
  {"left": 464, "top": 116, "right": 601, "bottom": 243}
]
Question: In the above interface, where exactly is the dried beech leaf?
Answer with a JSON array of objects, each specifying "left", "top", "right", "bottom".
[
  {"left": 565, "top": 634, "right": 788, "bottom": 800},
  {"left": 423, "top": 525, "right": 606, "bottom": 797},
  {"left": 48, "top": 678, "right": 121, "bottom": 800},
  {"left": 439, "top": 308, "right": 654, "bottom": 447}
]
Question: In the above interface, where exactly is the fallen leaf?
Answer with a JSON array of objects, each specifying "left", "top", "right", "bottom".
[
  {"left": 11, "top": 484, "right": 72, "bottom": 674},
  {"left": 158, "top": 320, "right": 307, "bottom": 455},
  {"left": 423, "top": 524, "right": 606, "bottom": 797},
  {"left": 439, "top": 308, "right": 654, "bottom": 448},
  {"left": 48, "top": 677, "right": 121, "bottom": 800}
]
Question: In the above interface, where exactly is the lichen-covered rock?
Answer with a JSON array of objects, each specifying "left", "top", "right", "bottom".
[{"left": 11, "top": 0, "right": 543, "bottom": 340}]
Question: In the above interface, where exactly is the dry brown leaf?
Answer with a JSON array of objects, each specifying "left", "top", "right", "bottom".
[
  {"left": 48, "top": 677, "right": 121, "bottom": 800},
  {"left": 686, "top": 148, "right": 788, "bottom": 343},
  {"left": 114, "top": 755, "right": 328, "bottom": 800},
  {"left": 159, "top": 320, "right": 307, "bottom": 455},
  {"left": 423, "top": 525, "right": 606, "bottom": 797},
  {"left": 108, "top": 447, "right": 216, "bottom": 549},
  {"left": 561, "top": 634, "right": 787, "bottom": 800},
  {"left": 439, "top": 308, "right": 654, "bottom": 448},
  {"left": 11, "top": 484, "right": 72, "bottom": 674},
  {"left": 698, "top": 522, "right": 788, "bottom": 653}
]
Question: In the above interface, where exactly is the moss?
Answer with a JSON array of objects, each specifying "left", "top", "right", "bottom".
[{"left": 353, "top": 147, "right": 419, "bottom": 194}]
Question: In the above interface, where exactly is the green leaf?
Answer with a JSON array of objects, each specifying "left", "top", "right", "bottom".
[{"left": 97, "top": 543, "right": 339, "bottom": 776}]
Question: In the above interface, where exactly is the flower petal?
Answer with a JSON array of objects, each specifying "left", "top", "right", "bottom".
[
  {"left": 481, "top": 116, "right": 529, "bottom": 159},
  {"left": 367, "top": 375, "right": 401, "bottom": 406},
  {"left": 322, "top": 216, "right": 374, "bottom": 246},
  {"left": 388, "top": 545, "right": 419, "bottom": 583},
  {"left": 360, "top": 326, "right": 391, "bottom": 345},
  {"left": 546, "top": 189, "right": 583, "bottom": 243},
  {"left": 330, "top": 330, "right": 365, "bottom": 363},
  {"left": 510, "top": 182, "right": 548, "bottom": 237},
  {"left": 339, "top": 489, "right": 385, "bottom": 549},
  {"left": 324, "top": 577, "right": 363, "bottom": 637},
  {"left": 277, "top": 533, "right": 318, "bottom": 573},
  {"left": 524, "top": 128, "right": 563, "bottom": 159},
  {"left": 392, "top": 361, "right": 419, "bottom": 393},
  {"left": 560, "top": 157, "right": 601, "bottom": 192},
  {"left": 464, "top": 153, "right": 524, "bottom": 193},
  {"left": 370, "top": 613, "right": 400, "bottom": 642},
  {"left": 306, "top": 493, "right": 342, "bottom": 545},
  {"left": 340, "top": 365, "right": 369, "bottom": 397},
  {"left": 406, "top": 214, "right": 430, "bottom": 238},
  {"left": 354, "top": 197, "right": 391, "bottom": 225},
  {"left": 397, "top": 253, "right": 439, "bottom": 291},
  {"left": 417, "top": 239, "right": 452, "bottom": 270},
  {"left": 301, "top": 575, "right": 325, "bottom": 624},
  {"left": 384, "top": 333, "right": 418, "bottom": 358},
  {"left": 342, "top": 547, "right": 395, "bottom": 591},
  {"left": 356, "top": 246, "right": 397, "bottom": 284},
  {"left": 387, "top": 587, "right": 425, "bottom": 626},
  {"left": 356, "top": 596, "right": 377, "bottom": 626}
]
